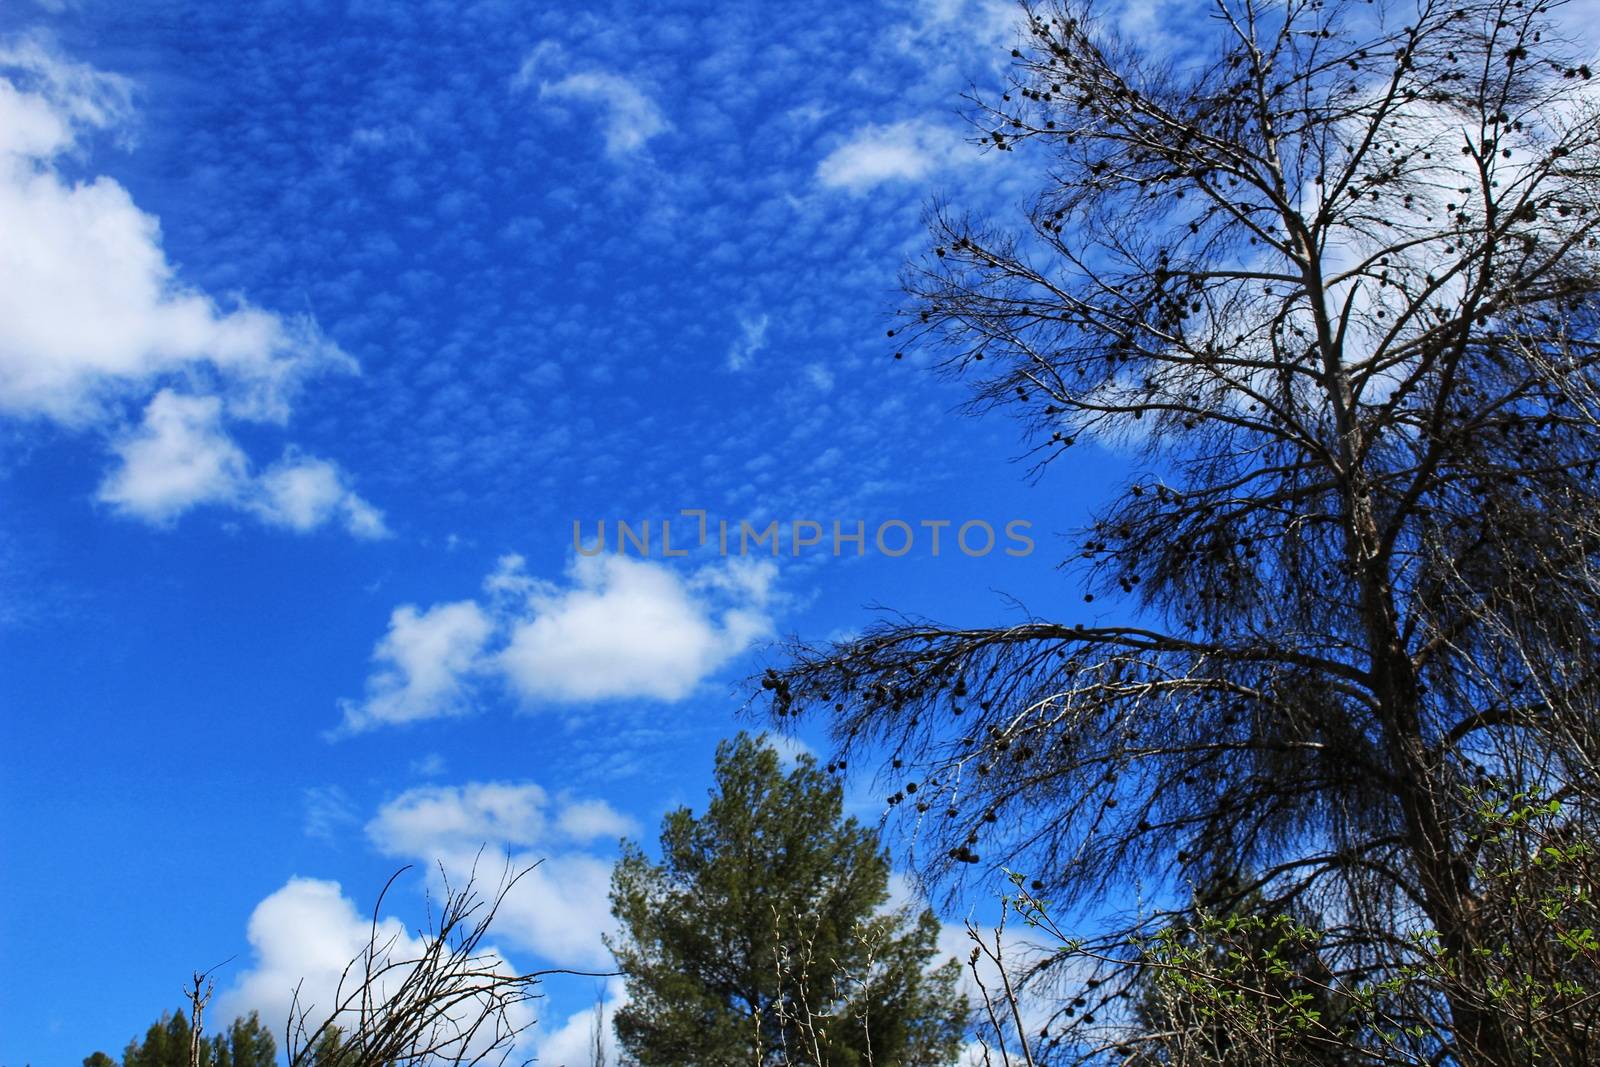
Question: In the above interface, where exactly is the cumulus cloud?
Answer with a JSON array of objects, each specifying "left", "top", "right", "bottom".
[
  {"left": 369, "top": 781, "right": 551, "bottom": 855},
  {"left": 252, "top": 452, "right": 389, "bottom": 538},
  {"left": 365, "top": 782, "right": 634, "bottom": 969},
  {"left": 498, "top": 554, "right": 775, "bottom": 703},
  {"left": 490, "top": 853, "right": 619, "bottom": 968},
  {"left": 0, "top": 41, "right": 347, "bottom": 423},
  {"left": 0, "top": 39, "right": 381, "bottom": 536},
  {"left": 339, "top": 554, "right": 776, "bottom": 731},
  {"left": 339, "top": 600, "right": 493, "bottom": 732},
  {"left": 816, "top": 119, "right": 970, "bottom": 192},
  {"left": 93, "top": 392, "right": 388, "bottom": 534},
  {"left": 97, "top": 391, "right": 249, "bottom": 521},
  {"left": 368, "top": 781, "right": 637, "bottom": 857},
  {"left": 513, "top": 43, "right": 669, "bottom": 159},
  {"left": 529, "top": 978, "right": 627, "bottom": 1067},
  {"left": 217, "top": 878, "right": 533, "bottom": 1061}
]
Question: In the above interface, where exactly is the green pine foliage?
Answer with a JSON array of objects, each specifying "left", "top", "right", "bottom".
[
  {"left": 86, "top": 1008, "right": 275, "bottom": 1067},
  {"left": 607, "top": 733, "right": 969, "bottom": 1067}
]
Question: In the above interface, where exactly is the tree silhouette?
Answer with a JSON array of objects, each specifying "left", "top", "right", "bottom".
[{"left": 760, "top": 0, "right": 1600, "bottom": 1063}]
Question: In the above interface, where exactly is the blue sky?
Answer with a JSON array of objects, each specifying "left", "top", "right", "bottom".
[{"left": 0, "top": 0, "right": 1160, "bottom": 1063}]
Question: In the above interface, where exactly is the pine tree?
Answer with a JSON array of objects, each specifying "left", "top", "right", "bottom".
[
  {"left": 209, "top": 1014, "right": 276, "bottom": 1067},
  {"left": 607, "top": 733, "right": 968, "bottom": 1067},
  {"left": 108, "top": 1008, "right": 275, "bottom": 1067}
]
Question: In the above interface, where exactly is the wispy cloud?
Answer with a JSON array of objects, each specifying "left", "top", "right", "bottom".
[
  {"left": 542, "top": 72, "right": 670, "bottom": 157},
  {"left": 513, "top": 42, "right": 669, "bottom": 159},
  {"left": 726, "top": 313, "right": 770, "bottom": 371},
  {"left": 302, "top": 785, "right": 360, "bottom": 843}
]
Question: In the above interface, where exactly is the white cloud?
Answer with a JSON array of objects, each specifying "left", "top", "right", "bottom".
[
  {"left": 0, "top": 39, "right": 381, "bottom": 536},
  {"left": 0, "top": 42, "right": 120, "bottom": 162},
  {"left": 97, "top": 390, "right": 249, "bottom": 521},
  {"left": 365, "top": 783, "right": 634, "bottom": 969},
  {"left": 409, "top": 751, "right": 448, "bottom": 777},
  {"left": 531, "top": 979, "right": 627, "bottom": 1067},
  {"left": 762, "top": 731, "right": 815, "bottom": 768},
  {"left": 816, "top": 119, "right": 970, "bottom": 192},
  {"left": 218, "top": 878, "right": 533, "bottom": 1061},
  {"left": 491, "top": 853, "right": 618, "bottom": 968},
  {"left": 0, "top": 41, "right": 346, "bottom": 424},
  {"left": 341, "top": 554, "right": 776, "bottom": 731},
  {"left": 893, "top": 0, "right": 1020, "bottom": 61},
  {"left": 513, "top": 44, "right": 668, "bottom": 159},
  {"left": 95, "top": 391, "right": 387, "bottom": 535},
  {"left": 220, "top": 878, "right": 404, "bottom": 1032},
  {"left": 339, "top": 600, "right": 493, "bottom": 732},
  {"left": 509, "top": 41, "right": 563, "bottom": 92},
  {"left": 497, "top": 554, "right": 775, "bottom": 703},
  {"left": 252, "top": 452, "right": 390, "bottom": 538},
  {"left": 879, "top": 869, "right": 1064, "bottom": 1054},
  {"left": 933, "top": 907, "right": 1081, "bottom": 1060},
  {"left": 542, "top": 72, "right": 669, "bottom": 157},
  {"left": 556, "top": 798, "right": 636, "bottom": 843},
  {"left": 302, "top": 785, "right": 359, "bottom": 842},
  {"left": 368, "top": 781, "right": 551, "bottom": 855},
  {"left": 368, "top": 782, "right": 637, "bottom": 857},
  {"left": 726, "top": 313, "right": 769, "bottom": 371}
]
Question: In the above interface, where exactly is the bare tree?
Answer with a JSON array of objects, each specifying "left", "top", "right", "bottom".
[
  {"left": 282, "top": 863, "right": 593, "bottom": 1067},
  {"left": 759, "top": 0, "right": 1600, "bottom": 1063},
  {"left": 183, "top": 970, "right": 214, "bottom": 1067}
]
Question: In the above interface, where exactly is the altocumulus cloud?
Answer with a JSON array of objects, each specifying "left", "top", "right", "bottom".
[
  {"left": 338, "top": 554, "right": 777, "bottom": 732},
  {"left": 0, "top": 38, "right": 383, "bottom": 537}
]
